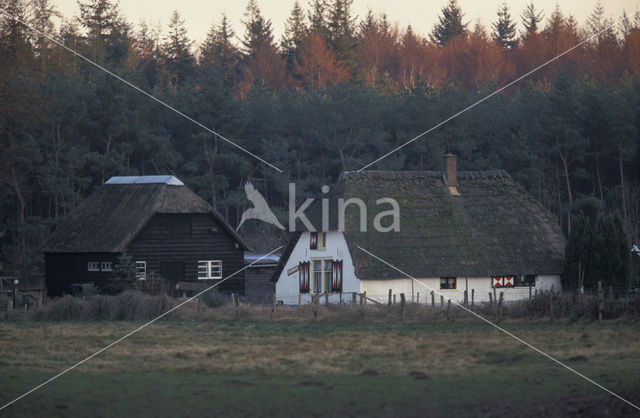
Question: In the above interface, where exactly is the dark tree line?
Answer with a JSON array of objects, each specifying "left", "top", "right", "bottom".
[
  {"left": 563, "top": 214, "right": 632, "bottom": 291},
  {"left": 0, "top": 0, "right": 639, "bottom": 276}
]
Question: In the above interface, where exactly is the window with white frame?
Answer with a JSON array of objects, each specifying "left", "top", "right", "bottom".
[
  {"left": 312, "top": 260, "right": 322, "bottom": 293},
  {"left": 88, "top": 261, "right": 100, "bottom": 272},
  {"left": 136, "top": 261, "right": 147, "bottom": 279},
  {"left": 311, "top": 259, "right": 334, "bottom": 293},
  {"left": 101, "top": 262, "right": 113, "bottom": 272},
  {"left": 198, "top": 260, "right": 222, "bottom": 279}
]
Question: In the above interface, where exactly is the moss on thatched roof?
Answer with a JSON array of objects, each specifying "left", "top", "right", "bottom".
[
  {"left": 293, "top": 170, "right": 565, "bottom": 280},
  {"left": 45, "top": 181, "right": 248, "bottom": 253}
]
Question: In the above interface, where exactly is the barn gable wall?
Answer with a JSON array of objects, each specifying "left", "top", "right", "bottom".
[{"left": 127, "top": 213, "right": 244, "bottom": 293}]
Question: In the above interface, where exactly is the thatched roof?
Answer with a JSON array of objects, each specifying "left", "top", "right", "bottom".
[
  {"left": 45, "top": 177, "right": 249, "bottom": 253},
  {"left": 283, "top": 170, "right": 565, "bottom": 280}
]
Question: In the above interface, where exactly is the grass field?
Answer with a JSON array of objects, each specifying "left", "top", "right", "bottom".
[{"left": 1, "top": 317, "right": 639, "bottom": 416}]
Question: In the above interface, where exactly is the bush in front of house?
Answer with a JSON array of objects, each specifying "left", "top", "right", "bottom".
[
  {"left": 32, "top": 290, "right": 177, "bottom": 321},
  {"left": 199, "top": 289, "right": 224, "bottom": 308}
]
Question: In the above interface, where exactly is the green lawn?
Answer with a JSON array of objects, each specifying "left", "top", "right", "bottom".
[{"left": 1, "top": 320, "right": 639, "bottom": 416}]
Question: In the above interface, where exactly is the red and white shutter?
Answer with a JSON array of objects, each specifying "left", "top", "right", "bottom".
[
  {"left": 332, "top": 260, "right": 343, "bottom": 292},
  {"left": 310, "top": 233, "right": 318, "bottom": 249},
  {"left": 503, "top": 276, "right": 513, "bottom": 287},
  {"left": 299, "top": 262, "right": 310, "bottom": 293}
]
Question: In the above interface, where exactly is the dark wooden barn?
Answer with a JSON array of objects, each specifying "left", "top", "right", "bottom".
[{"left": 44, "top": 176, "right": 249, "bottom": 296}]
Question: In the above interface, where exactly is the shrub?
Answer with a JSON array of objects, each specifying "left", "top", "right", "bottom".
[
  {"left": 199, "top": 289, "right": 224, "bottom": 308},
  {"left": 32, "top": 295, "right": 87, "bottom": 321},
  {"left": 80, "top": 283, "right": 97, "bottom": 299}
]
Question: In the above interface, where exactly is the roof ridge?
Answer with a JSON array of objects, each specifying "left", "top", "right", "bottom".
[{"left": 342, "top": 169, "right": 509, "bottom": 179}]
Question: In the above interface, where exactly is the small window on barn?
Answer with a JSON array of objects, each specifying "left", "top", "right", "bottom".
[
  {"left": 136, "top": 261, "right": 147, "bottom": 280},
  {"left": 198, "top": 260, "right": 222, "bottom": 280},
  {"left": 514, "top": 275, "right": 535, "bottom": 287},
  {"left": 101, "top": 262, "right": 113, "bottom": 272},
  {"left": 440, "top": 277, "right": 456, "bottom": 290},
  {"left": 88, "top": 261, "right": 100, "bottom": 272}
]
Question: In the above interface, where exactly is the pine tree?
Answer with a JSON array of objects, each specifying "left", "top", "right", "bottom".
[
  {"left": 589, "top": 216, "right": 631, "bottom": 290},
  {"left": 430, "top": 0, "right": 467, "bottom": 46},
  {"left": 240, "top": 0, "right": 286, "bottom": 91},
  {"left": 241, "top": 0, "right": 274, "bottom": 56},
  {"left": 307, "top": 0, "right": 329, "bottom": 38},
  {"left": 162, "top": 10, "right": 194, "bottom": 86},
  {"left": 520, "top": 1, "right": 543, "bottom": 36},
  {"left": 200, "top": 14, "right": 238, "bottom": 80},
  {"left": 492, "top": 2, "right": 517, "bottom": 49},
  {"left": 281, "top": 1, "right": 308, "bottom": 57},
  {"left": 78, "top": 0, "right": 130, "bottom": 64},
  {"left": 327, "top": 0, "right": 356, "bottom": 65},
  {"left": 587, "top": 1, "right": 616, "bottom": 45}
]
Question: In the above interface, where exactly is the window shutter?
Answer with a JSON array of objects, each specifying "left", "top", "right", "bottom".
[
  {"left": 299, "top": 262, "right": 310, "bottom": 293},
  {"left": 310, "top": 232, "right": 318, "bottom": 249},
  {"left": 332, "top": 260, "right": 343, "bottom": 292}
]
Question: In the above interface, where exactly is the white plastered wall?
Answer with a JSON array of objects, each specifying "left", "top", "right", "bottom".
[
  {"left": 361, "top": 275, "right": 562, "bottom": 304},
  {"left": 275, "top": 231, "right": 360, "bottom": 304}
]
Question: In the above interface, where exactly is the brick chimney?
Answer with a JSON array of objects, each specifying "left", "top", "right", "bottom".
[{"left": 444, "top": 153, "right": 460, "bottom": 195}]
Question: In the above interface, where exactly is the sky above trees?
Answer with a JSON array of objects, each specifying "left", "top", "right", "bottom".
[{"left": 53, "top": 0, "right": 638, "bottom": 45}]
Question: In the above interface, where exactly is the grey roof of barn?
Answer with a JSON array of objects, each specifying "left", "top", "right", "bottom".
[
  {"left": 45, "top": 176, "right": 249, "bottom": 253},
  {"left": 275, "top": 169, "right": 566, "bottom": 281}
]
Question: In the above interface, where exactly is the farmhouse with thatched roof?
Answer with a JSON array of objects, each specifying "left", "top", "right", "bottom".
[
  {"left": 272, "top": 155, "right": 566, "bottom": 304},
  {"left": 44, "top": 176, "right": 249, "bottom": 296}
]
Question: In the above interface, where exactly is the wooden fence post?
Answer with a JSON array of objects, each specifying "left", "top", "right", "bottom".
[
  {"left": 471, "top": 289, "right": 475, "bottom": 307},
  {"left": 325, "top": 292, "right": 329, "bottom": 305},
  {"left": 314, "top": 294, "right": 319, "bottom": 318},
  {"left": 529, "top": 286, "right": 532, "bottom": 300},
  {"left": 388, "top": 289, "right": 392, "bottom": 305},
  {"left": 598, "top": 281, "right": 604, "bottom": 322},
  {"left": 393, "top": 294, "right": 396, "bottom": 304},
  {"left": 431, "top": 291, "right": 435, "bottom": 307},
  {"left": 489, "top": 292, "right": 493, "bottom": 308},
  {"left": 400, "top": 293, "right": 406, "bottom": 319},
  {"left": 493, "top": 287, "right": 497, "bottom": 305},
  {"left": 363, "top": 291, "right": 367, "bottom": 306},
  {"left": 446, "top": 299, "right": 451, "bottom": 320},
  {"left": 440, "top": 295, "right": 444, "bottom": 307},
  {"left": 352, "top": 292, "right": 357, "bottom": 304},
  {"left": 549, "top": 288, "right": 554, "bottom": 319},
  {"left": 339, "top": 292, "right": 342, "bottom": 304},
  {"left": 298, "top": 293, "right": 302, "bottom": 305},
  {"left": 359, "top": 292, "right": 364, "bottom": 307},
  {"left": 497, "top": 292, "right": 504, "bottom": 322},
  {"left": 465, "top": 278, "right": 469, "bottom": 306},
  {"left": 417, "top": 292, "right": 420, "bottom": 304},
  {"left": 272, "top": 291, "right": 277, "bottom": 315}
]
